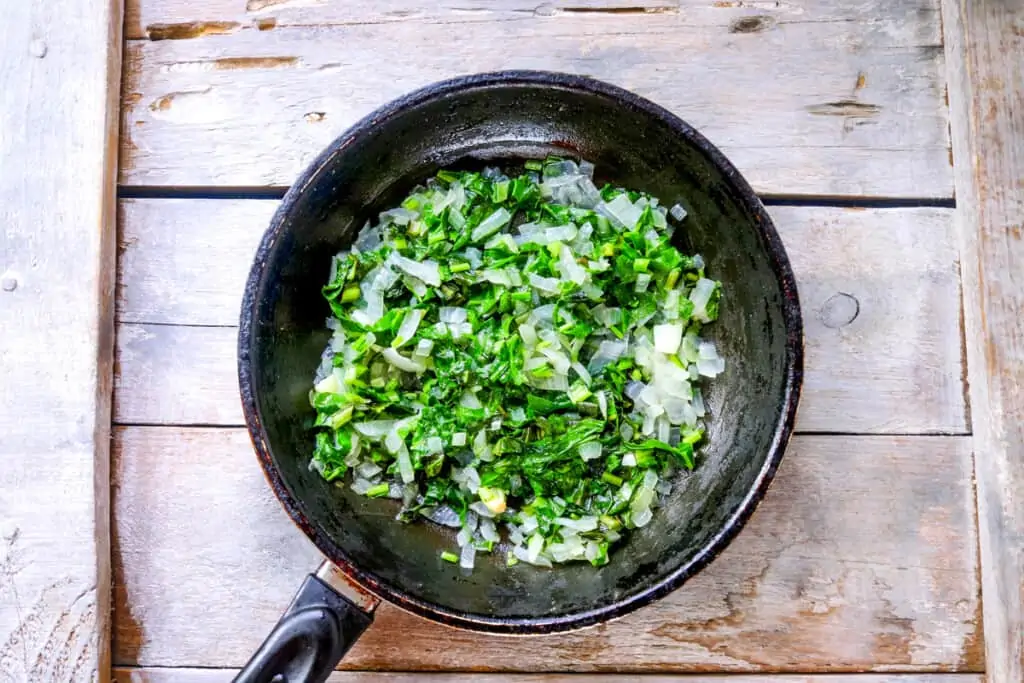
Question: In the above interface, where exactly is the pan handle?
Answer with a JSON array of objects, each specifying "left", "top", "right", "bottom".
[{"left": 233, "top": 561, "right": 380, "bottom": 683}]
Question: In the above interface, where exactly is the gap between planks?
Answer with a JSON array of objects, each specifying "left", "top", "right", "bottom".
[
  {"left": 940, "top": 0, "right": 1024, "bottom": 680},
  {"left": 112, "top": 669, "right": 986, "bottom": 682},
  {"left": 113, "top": 201, "right": 967, "bottom": 434}
]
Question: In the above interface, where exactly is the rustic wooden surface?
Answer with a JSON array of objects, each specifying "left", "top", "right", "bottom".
[
  {"left": 0, "top": 1, "right": 123, "bottom": 681},
  {"left": 941, "top": 0, "right": 1024, "bottom": 681},
  {"left": 113, "top": 671, "right": 985, "bottom": 683},
  {"left": 115, "top": 201, "right": 966, "bottom": 434},
  {"left": 109, "top": 0, "right": 992, "bottom": 677},
  {"left": 118, "top": 0, "right": 952, "bottom": 197},
  {"left": 112, "top": 428, "right": 982, "bottom": 671}
]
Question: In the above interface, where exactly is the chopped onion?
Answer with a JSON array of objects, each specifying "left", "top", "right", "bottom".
[
  {"left": 392, "top": 309, "right": 424, "bottom": 348},
  {"left": 451, "top": 432, "right": 467, "bottom": 447},
  {"left": 460, "top": 543, "right": 476, "bottom": 569},
  {"left": 351, "top": 478, "right": 374, "bottom": 495},
  {"left": 571, "top": 361, "right": 592, "bottom": 386},
  {"left": 471, "top": 207, "right": 512, "bottom": 242},
  {"left": 459, "top": 390, "right": 483, "bottom": 410},
  {"left": 396, "top": 444, "right": 415, "bottom": 483},
  {"left": 625, "top": 380, "right": 646, "bottom": 402},
  {"left": 588, "top": 338, "right": 628, "bottom": 374},
  {"left": 425, "top": 505, "right": 461, "bottom": 528},
  {"left": 597, "top": 390, "right": 608, "bottom": 418},
  {"left": 353, "top": 420, "right": 397, "bottom": 440},
  {"left": 528, "top": 273, "right": 560, "bottom": 295},
  {"left": 479, "top": 517, "right": 499, "bottom": 542},
  {"left": 557, "top": 244, "right": 588, "bottom": 285},
  {"left": 526, "top": 533, "right": 544, "bottom": 563},
  {"left": 384, "top": 430, "right": 403, "bottom": 454},
  {"left": 470, "top": 501, "right": 496, "bottom": 518},
  {"left": 689, "top": 278, "right": 716, "bottom": 322},
  {"left": 635, "top": 273, "right": 652, "bottom": 293},
  {"left": 439, "top": 306, "right": 468, "bottom": 324},
  {"left": 381, "top": 347, "right": 426, "bottom": 374},
  {"left": 426, "top": 436, "right": 444, "bottom": 453},
  {"left": 356, "top": 462, "right": 382, "bottom": 479},
  {"left": 697, "top": 356, "right": 726, "bottom": 378},
  {"left": 555, "top": 516, "right": 599, "bottom": 532},
  {"left": 390, "top": 254, "right": 441, "bottom": 287},
  {"left": 669, "top": 203, "right": 688, "bottom": 221},
  {"left": 622, "top": 452, "right": 637, "bottom": 467},
  {"left": 601, "top": 194, "right": 643, "bottom": 229},
  {"left": 579, "top": 442, "right": 602, "bottom": 461},
  {"left": 653, "top": 323, "right": 684, "bottom": 354}
]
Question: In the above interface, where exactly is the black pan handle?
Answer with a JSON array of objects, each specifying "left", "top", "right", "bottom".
[{"left": 233, "top": 562, "right": 380, "bottom": 683}]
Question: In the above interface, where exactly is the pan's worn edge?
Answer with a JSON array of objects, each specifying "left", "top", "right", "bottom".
[{"left": 941, "top": 0, "right": 1024, "bottom": 680}]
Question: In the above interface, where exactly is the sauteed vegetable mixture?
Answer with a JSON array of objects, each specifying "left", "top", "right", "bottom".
[{"left": 309, "top": 157, "right": 724, "bottom": 570}]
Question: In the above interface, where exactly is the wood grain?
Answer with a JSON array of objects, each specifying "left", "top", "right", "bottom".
[
  {"left": 114, "top": 201, "right": 966, "bottom": 434},
  {"left": 0, "top": 1, "right": 123, "bottom": 681},
  {"left": 118, "top": 1, "right": 952, "bottom": 197},
  {"left": 112, "top": 429, "right": 981, "bottom": 671},
  {"left": 941, "top": 0, "right": 1024, "bottom": 681},
  {"left": 113, "top": 669, "right": 985, "bottom": 683},
  {"left": 124, "top": 0, "right": 934, "bottom": 38}
]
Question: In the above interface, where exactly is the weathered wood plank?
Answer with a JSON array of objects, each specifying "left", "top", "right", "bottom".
[
  {"left": 114, "top": 202, "right": 966, "bottom": 434},
  {"left": 941, "top": 0, "right": 1024, "bottom": 681},
  {"left": 0, "top": 1, "right": 123, "bottom": 681},
  {"left": 113, "top": 669, "right": 985, "bottom": 683},
  {"left": 112, "top": 429, "right": 982, "bottom": 671},
  {"left": 119, "top": 3, "right": 951, "bottom": 197},
  {"left": 124, "top": 0, "right": 934, "bottom": 38}
]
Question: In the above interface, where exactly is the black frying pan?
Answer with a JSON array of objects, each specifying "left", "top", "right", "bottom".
[{"left": 235, "top": 71, "right": 803, "bottom": 683}]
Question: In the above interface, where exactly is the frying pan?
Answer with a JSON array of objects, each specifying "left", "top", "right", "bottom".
[{"left": 235, "top": 71, "right": 803, "bottom": 683}]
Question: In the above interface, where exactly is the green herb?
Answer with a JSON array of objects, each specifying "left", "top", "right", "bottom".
[{"left": 309, "top": 157, "right": 724, "bottom": 570}]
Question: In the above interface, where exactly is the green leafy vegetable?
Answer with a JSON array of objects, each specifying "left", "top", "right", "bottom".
[{"left": 309, "top": 157, "right": 724, "bottom": 570}]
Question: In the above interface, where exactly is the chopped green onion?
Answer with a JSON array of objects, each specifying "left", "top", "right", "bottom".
[{"left": 310, "top": 157, "right": 724, "bottom": 572}]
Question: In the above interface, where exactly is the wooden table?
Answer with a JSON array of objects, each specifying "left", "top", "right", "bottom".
[{"left": 2, "top": 0, "right": 1022, "bottom": 681}]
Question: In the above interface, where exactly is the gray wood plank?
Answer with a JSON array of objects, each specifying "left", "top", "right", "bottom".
[
  {"left": 0, "top": 1, "right": 123, "bottom": 681},
  {"left": 118, "top": 1, "right": 951, "bottom": 197},
  {"left": 114, "top": 201, "right": 967, "bottom": 434},
  {"left": 941, "top": 0, "right": 1024, "bottom": 680},
  {"left": 112, "top": 429, "right": 982, "bottom": 671}
]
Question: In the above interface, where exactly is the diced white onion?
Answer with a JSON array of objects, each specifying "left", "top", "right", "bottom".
[
  {"left": 555, "top": 516, "right": 599, "bottom": 532},
  {"left": 425, "top": 505, "right": 461, "bottom": 528},
  {"left": 438, "top": 306, "right": 468, "bottom": 324},
  {"left": 690, "top": 278, "right": 716, "bottom": 322},
  {"left": 653, "top": 323, "right": 684, "bottom": 354},
  {"left": 579, "top": 442, "right": 602, "bottom": 461},
  {"left": 452, "top": 432, "right": 467, "bottom": 447},
  {"left": 459, "top": 390, "right": 483, "bottom": 410},
  {"left": 528, "top": 273, "right": 560, "bottom": 295},
  {"left": 669, "top": 203, "right": 687, "bottom": 221},
  {"left": 571, "top": 361, "right": 592, "bottom": 386},
  {"left": 460, "top": 543, "right": 476, "bottom": 569},
  {"left": 396, "top": 445, "right": 415, "bottom": 483},
  {"left": 622, "top": 452, "right": 637, "bottom": 467},
  {"left": 381, "top": 347, "right": 426, "bottom": 374},
  {"left": 471, "top": 207, "right": 512, "bottom": 242},
  {"left": 353, "top": 420, "right": 398, "bottom": 439},
  {"left": 356, "top": 462, "right": 382, "bottom": 479},
  {"left": 392, "top": 309, "right": 424, "bottom": 348},
  {"left": 390, "top": 254, "right": 441, "bottom": 287}
]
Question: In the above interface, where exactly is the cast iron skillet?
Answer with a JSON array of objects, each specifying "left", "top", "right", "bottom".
[{"left": 235, "top": 71, "right": 803, "bottom": 683}]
